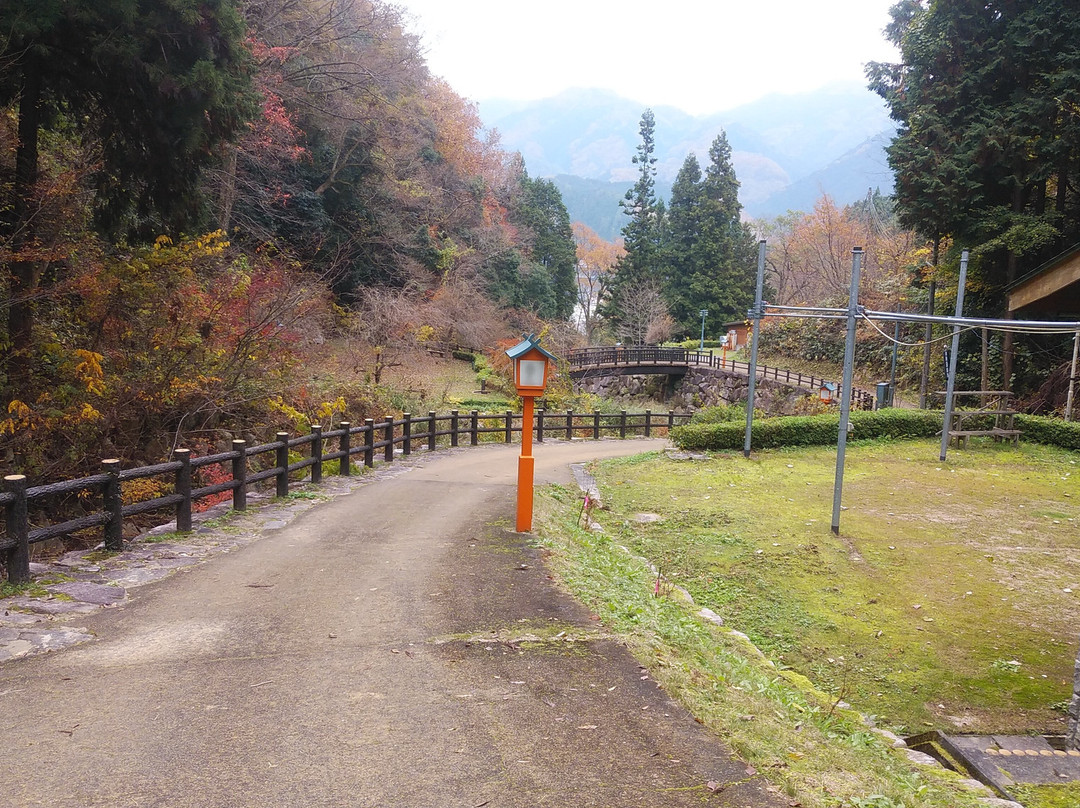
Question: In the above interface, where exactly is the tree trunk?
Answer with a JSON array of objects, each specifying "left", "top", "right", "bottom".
[
  {"left": 4, "top": 64, "right": 43, "bottom": 401},
  {"left": 217, "top": 143, "right": 239, "bottom": 233},
  {"left": 919, "top": 239, "right": 939, "bottom": 409},
  {"left": 1001, "top": 185, "right": 1026, "bottom": 391}
]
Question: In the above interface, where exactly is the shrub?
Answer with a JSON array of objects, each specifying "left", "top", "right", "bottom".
[
  {"left": 689, "top": 404, "right": 748, "bottom": 424},
  {"left": 1015, "top": 413, "right": 1080, "bottom": 450},
  {"left": 672, "top": 408, "right": 943, "bottom": 451}
]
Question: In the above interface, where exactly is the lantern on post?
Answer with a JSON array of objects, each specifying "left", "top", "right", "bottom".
[{"left": 506, "top": 334, "right": 557, "bottom": 532}]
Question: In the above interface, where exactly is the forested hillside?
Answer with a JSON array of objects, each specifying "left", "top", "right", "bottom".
[{"left": 0, "top": 0, "right": 578, "bottom": 479}]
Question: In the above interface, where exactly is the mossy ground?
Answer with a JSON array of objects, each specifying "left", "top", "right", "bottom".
[
  {"left": 591, "top": 440, "right": 1080, "bottom": 735},
  {"left": 535, "top": 438, "right": 1080, "bottom": 807}
]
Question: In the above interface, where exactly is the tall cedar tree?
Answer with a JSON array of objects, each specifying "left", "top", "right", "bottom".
[
  {"left": 607, "top": 109, "right": 662, "bottom": 327},
  {"left": 0, "top": 0, "right": 254, "bottom": 399},
  {"left": 868, "top": 0, "right": 1080, "bottom": 385},
  {"left": 485, "top": 172, "right": 577, "bottom": 319},
  {"left": 516, "top": 175, "right": 578, "bottom": 321},
  {"left": 665, "top": 134, "right": 758, "bottom": 337}
]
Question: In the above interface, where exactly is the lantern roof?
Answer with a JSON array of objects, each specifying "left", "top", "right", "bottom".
[{"left": 505, "top": 333, "right": 558, "bottom": 363}]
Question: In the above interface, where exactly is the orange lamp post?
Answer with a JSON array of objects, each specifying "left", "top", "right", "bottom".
[{"left": 505, "top": 334, "right": 557, "bottom": 532}]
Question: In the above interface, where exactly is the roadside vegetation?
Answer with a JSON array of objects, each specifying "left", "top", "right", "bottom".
[{"left": 535, "top": 438, "right": 1080, "bottom": 808}]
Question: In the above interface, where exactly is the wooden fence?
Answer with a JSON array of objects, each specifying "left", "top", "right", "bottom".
[
  {"left": 0, "top": 409, "right": 691, "bottom": 584},
  {"left": 567, "top": 346, "right": 875, "bottom": 410}
]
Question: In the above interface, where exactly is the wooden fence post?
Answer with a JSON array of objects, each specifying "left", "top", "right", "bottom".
[
  {"left": 384, "top": 417, "right": 394, "bottom": 462},
  {"left": 102, "top": 458, "right": 123, "bottom": 550},
  {"left": 471, "top": 411, "right": 479, "bottom": 446},
  {"left": 566, "top": 410, "right": 573, "bottom": 440},
  {"left": 505, "top": 411, "right": 512, "bottom": 443},
  {"left": 428, "top": 411, "right": 437, "bottom": 451},
  {"left": 645, "top": 410, "right": 652, "bottom": 437},
  {"left": 668, "top": 410, "right": 675, "bottom": 431},
  {"left": 403, "top": 414, "right": 412, "bottom": 456},
  {"left": 232, "top": 440, "right": 247, "bottom": 511},
  {"left": 537, "top": 408, "right": 544, "bottom": 443},
  {"left": 364, "top": 420, "right": 375, "bottom": 468},
  {"left": 173, "top": 450, "right": 192, "bottom": 532},
  {"left": 4, "top": 475, "right": 30, "bottom": 584},
  {"left": 593, "top": 410, "right": 600, "bottom": 440},
  {"left": 620, "top": 410, "right": 627, "bottom": 439},
  {"left": 311, "top": 424, "right": 323, "bottom": 484},
  {"left": 451, "top": 410, "right": 459, "bottom": 447},
  {"left": 339, "top": 422, "right": 351, "bottom": 476},
  {"left": 276, "top": 432, "right": 290, "bottom": 497}
]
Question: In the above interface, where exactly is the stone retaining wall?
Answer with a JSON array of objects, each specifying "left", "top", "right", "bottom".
[{"left": 574, "top": 367, "right": 811, "bottom": 415}]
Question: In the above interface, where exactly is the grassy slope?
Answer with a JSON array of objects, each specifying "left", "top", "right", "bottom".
[{"left": 535, "top": 439, "right": 1080, "bottom": 808}]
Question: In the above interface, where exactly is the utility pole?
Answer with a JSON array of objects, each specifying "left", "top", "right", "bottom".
[
  {"left": 831, "top": 247, "right": 863, "bottom": 535},
  {"left": 939, "top": 250, "right": 970, "bottom": 462},
  {"left": 743, "top": 241, "right": 767, "bottom": 458}
]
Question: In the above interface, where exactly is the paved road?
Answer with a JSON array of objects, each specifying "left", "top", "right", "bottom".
[{"left": 1, "top": 440, "right": 782, "bottom": 807}]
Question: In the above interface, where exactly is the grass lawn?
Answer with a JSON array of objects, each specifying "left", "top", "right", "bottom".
[
  {"left": 535, "top": 438, "right": 1080, "bottom": 807},
  {"left": 595, "top": 439, "right": 1080, "bottom": 734}
]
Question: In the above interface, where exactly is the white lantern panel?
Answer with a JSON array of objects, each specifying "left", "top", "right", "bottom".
[{"left": 518, "top": 359, "right": 546, "bottom": 388}]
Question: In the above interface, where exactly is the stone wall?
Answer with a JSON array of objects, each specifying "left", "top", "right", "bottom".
[{"left": 574, "top": 367, "right": 811, "bottom": 415}]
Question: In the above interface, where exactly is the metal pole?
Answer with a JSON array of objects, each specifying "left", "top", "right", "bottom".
[
  {"left": 700, "top": 309, "right": 708, "bottom": 351},
  {"left": 743, "top": 240, "right": 767, "bottom": 458},
  {"left": 940, "top": 250, "right": 970, "bottom": 462},
  {"left": 831, "top": 248, "right": 863, "bottom": 535},
  {"left": 1067, "top": 331, "right": 1080, "bottom": 422},
  {"left": 920, "top": 279, "right": 936, "bottom": 409},
  {"left": 889, "top": 306, "right": 899, "bottom": 407}
]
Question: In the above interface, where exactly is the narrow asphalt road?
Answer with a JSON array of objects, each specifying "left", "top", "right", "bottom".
[{"left": 1, "top": 440, "right": 783, "bottom": 807}]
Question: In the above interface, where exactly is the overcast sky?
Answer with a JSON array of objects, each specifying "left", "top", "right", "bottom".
[{"left": 395, "top": 1, "right": 901, "bottom": 116}]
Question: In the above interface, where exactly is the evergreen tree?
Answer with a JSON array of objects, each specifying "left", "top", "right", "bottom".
[
  {"left": 0, "top": 0, "right": 255, "bottom": 397},
  {"left": 664, "top": 153, "right": 705, "bottom": 329},
  {"left": 606, "top": 109, "right": 663, "bottom": 328},
  {"left": 868, "top": 0, "right": 1080, "bottom": 383},
  {"left": 485, "top": 171, "right": 577, "bottom": 319},
  {"left": 664, "top": 133, "right": 757, "bottom": 337},
  {"left": 516, "top": 175, "right": 578, "bottom": 320}
]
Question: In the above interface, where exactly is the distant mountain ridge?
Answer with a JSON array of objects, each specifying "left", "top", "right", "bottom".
[{"left": 477, "top": 84, "right": 897, "bottom": 239}]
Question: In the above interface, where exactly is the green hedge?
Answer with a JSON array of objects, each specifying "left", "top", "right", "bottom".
[
  {"left": 690, "top": 404, "right": 748, "bottom": 424},
  {"left": 672, "top": 408, "right": 943, "bottom": 451},
  {"left": 672, "top": 408, "right": 1080, "bottom": 452},
  {"left": 1015, "top": 413, "right": 1080, "bottom": 450}
]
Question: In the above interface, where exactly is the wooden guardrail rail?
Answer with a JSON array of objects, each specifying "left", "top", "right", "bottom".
[
  {"left": 567, "top": 347, "right": 875, "bottom": 410},
  {"left": 0, "top": 408, "right": 691, "bottom": 584}
]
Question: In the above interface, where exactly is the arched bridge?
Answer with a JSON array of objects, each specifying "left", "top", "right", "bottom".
[{"left": 567, "top": 346, "right": 874, "bottom": 410}]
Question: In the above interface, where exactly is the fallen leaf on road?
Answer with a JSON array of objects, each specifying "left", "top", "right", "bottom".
[{"left": 576, "top": 725, "right": 598, "bottom": 730}]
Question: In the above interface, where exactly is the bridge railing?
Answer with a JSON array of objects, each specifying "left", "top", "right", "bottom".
[
  {"left": 567, "top": 347, "right": 874, "bottom": 410},
  {"left": 0, "top": 408, "right": 691, "bottom": 584}
]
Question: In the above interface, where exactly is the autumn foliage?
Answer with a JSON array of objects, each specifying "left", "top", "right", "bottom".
[{"left": 0, "top": 0, "right": 579, "bottom": 482}]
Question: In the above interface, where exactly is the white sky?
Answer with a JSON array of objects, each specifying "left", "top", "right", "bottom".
[{"left": 395, "top": 0, "right": 901, "bottom": 116}]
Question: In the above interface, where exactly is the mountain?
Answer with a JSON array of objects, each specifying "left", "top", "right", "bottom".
[{"left": 477, "top": 84, "right": 897, "bottom": 239}]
